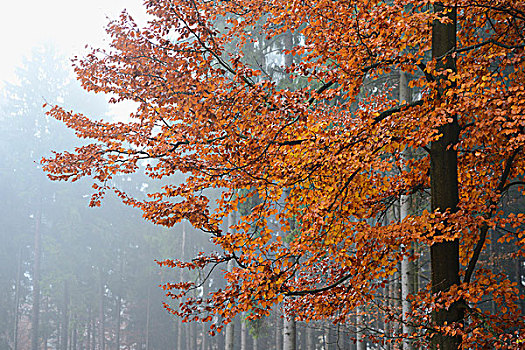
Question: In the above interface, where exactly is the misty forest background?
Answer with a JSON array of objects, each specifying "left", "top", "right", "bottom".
[
  {"left": 0, "top": 11, "right": 524, "bottom": 350},
  {"left": 0, "top": 45, "right": 357, "bottom": 350}
]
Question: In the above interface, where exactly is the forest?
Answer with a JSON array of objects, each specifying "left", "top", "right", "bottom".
[{"left": 2, "top": 0, "right": 525, "bottom": 349}]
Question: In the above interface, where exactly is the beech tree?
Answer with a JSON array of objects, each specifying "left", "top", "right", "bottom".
[{"left": 43, "top": 0, "right": 525, "bottom": 349}]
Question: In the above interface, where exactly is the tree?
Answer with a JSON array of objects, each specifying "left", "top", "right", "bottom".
[{"left": 43, "top": 1, "right": 525, "bottom": 349}]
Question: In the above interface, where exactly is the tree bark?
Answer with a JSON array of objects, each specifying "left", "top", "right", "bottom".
[
  {"left": 240, "top": 313, "right": 247, "bottom": 350},
  {"left": 430, "top": 4, "right": 463, "bottom": 350},
  {"left": 305, "top": 323, "right": 313, "bottom": 350},
  {"left": 225, "top": 212, "right": 236, "bottom": 350},
  {"left": 283, "top": 316, "right": 296, "bottom": 350},
  {"left": 355, "top": 308, "right": 365, "bottom": 350},
  {"left": 274, "top": 309, "right": 282, "bottom": 350},
  {"left": 399, "top": 70, "right": 415, "bottom": 350}
]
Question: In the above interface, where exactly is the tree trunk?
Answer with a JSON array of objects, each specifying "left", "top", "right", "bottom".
[
  {"left": 240, "top": 313, "right": 247, "bottom": 350},
  {"left": 98, "top": 270, "right": 105, "bottom": 350},
  {"left": 225, "top": 212, "right": 236, "bottom": 350},
  {"left": 61, "top": 280, "right": 69, "bottom": 350},
  {"left": 87, "top": 308, "right": 92, "bottom": 350},
  {"left": 283, "top": 316, "right": 296, "bottom": 350},
  {"left": 399, "top": 70, "right": 415, "bottom": 350},
  {"left": 177, "top": 222, "right": 187, "bottom": 350},
  {"left": 13, "top": 246, "right": 22, "bottom": 350},
  {"left": 116, "top": 250, "right": 123, "bottom": 350},
  {"left": 430, "top": 4, "right": 463, "bottom": 350},
  {"left": 72, "top": 318, "right": 77, "bottom": 350},
  {"left": 116, "top": 294, "right": 121, "bottom": 350},
  {"left": 146, "top": 283, "right": 151, "bottom": 350},
  {"left": 355, "top": 308, "right": 365, "bottom": 350},
  {"left": 31, "top": 207, "right": 42, "bottom": 350},
  {"left": 91, "top": 313, "right": 96, "bottom": 350},
  {"left": 305, "top": 323, "right": 313, "bottom": 350},
  {"left": 275, "top": 309, "right": 282, "bottom": 350},
  {"left": 201, "top": 321, "right": 207, "bottom": 350}
]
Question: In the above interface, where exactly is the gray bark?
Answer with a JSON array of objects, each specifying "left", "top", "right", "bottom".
[
  {"left": 240, "top": 313, "right": 247, "bottom": 350},
  {"left": 177, "top": 222, "right": 187, "bottom": 350},
  {"left": 399, "top": 70, "right": 415, "bottom": 350},
  {"left": 225, "top": 212, "right": 236, "bottom": 350},
  {"left": 283, "top": 316, "right": 296, "bottom": 350},
  {"left": 356, "top": 308, "right": 365, "bottom": 350}
]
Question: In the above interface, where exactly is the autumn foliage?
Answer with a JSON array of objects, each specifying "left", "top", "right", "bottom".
[{"left": 43, "top": 0, "right": 525, "bottom": 348}]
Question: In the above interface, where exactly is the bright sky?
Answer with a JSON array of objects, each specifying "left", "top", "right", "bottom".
[
  {"left": 0, "top": 0, "right": 147, "bottom": 83},
  {"left": 0, "top": 0, "right": 147, "bottom": 117}
]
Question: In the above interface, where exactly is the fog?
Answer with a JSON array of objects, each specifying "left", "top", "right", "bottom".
[{"left": 0, "top": 4, "right": 224, "bottom": 349}]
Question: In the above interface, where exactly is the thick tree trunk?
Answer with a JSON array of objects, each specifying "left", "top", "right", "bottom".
[
  {"left": 31, "top": 207, "right": 42, "bottom": 350},
  {"left": 430, "top": 4, "right": 463, "bottom": 350}
]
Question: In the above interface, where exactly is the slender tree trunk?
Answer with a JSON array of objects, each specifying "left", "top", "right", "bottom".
[
  {"left": 61, "top": 280, "right": 70, "bottom": 350},
  {"left": 355, "top": 308, "right": 365, "bottom": 350},
  {"left": 42, "top": 297, "right": 48, "bottom": 350},
  {"left": 177, "top": 222, "right": 187, "bottom": 350},
  {"left": 225, "top": 212, "right": 236, "bottom": 350},
  {"left": 72, "top": 318, "right": 77, "bottom": 350},
  {"left": 201, "top": 321, "right": 207, "bottom": 350},
  {"left": 240, "top": 313, "right": 247, "bottom": 350},
  {"left": 305, "top": 323, "right": 313, "bottom": 350},
  {"left": 98, "top": 270, "right": 105, "bottom": 350},
  {"left": 146, "top": 283, "right": 151, "bottom": 350},
  {"left": 399, "top": 71, "right": 415, "bottom": 350},
  {"left": 283, "top": 316, "right": 296, "bottom": 350},
  {"left": 31, "top": 207, "right": 42, "bottom": 350},
  {"left": 87, "top": 308, "right": 92, "bottom": 350},
  {"left": 275, "top": 309, "right": 282, "bottom": 350},
  {"left": 91, "top": 313, "right": 96, "bottom": 350},
  {"left": 13, "top": 246, "right": 22, "bottom": 350},
  {"left": 116, "top": 250, "right": 123, "bottom": 350},
  {"left": 430, "top": 3, "right": 463, "bottom": 350}
]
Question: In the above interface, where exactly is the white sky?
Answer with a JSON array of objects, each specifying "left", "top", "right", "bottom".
[{"left": 0, "top": 0, "right": 147, "bottom": 116}]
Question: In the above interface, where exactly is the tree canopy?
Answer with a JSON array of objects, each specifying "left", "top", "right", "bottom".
[{"left": 43, "top": 0, "right": 525, "bottom": 349}]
